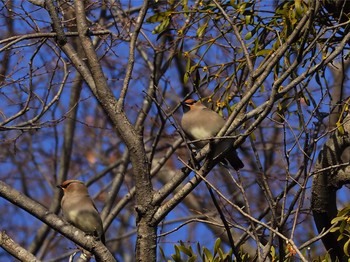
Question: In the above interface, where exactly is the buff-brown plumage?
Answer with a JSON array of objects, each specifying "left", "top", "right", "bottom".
[
  {"left": 181, "top": 99, "right": 244, "bottom": 170},
  {"left": 58, "top": 180, "right": 105, "bottom": 244}
]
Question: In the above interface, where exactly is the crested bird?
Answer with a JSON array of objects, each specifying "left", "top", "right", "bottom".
[
  {"left": 58, "top": 180, "right": 105, "bottom": 244},
  {"left": 181, "top": 98, "right": 244, "bottom": 170}
]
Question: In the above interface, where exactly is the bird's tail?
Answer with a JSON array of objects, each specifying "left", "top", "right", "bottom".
[{"left": 226, "top": 151, "right": 244, "bottom": 170}]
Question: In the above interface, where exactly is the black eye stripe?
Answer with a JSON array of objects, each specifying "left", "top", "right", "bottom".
[{"left": 62, "top": 182, "right": 73, "bottom": 188}]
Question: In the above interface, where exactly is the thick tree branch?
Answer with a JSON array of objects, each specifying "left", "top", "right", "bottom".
[
  {"left": 311, "top": 116, "right": 350, "bottom": 261},
  {"left": 73, "top": 2, "right": 157, "bottom": 261},
  {"left": 0, "top": 231, "right": 40, "bottom": 262},
  {"left": 0, "top": 181, "right": 115, "bottom": 262}
]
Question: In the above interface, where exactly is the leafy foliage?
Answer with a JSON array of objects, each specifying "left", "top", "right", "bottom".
[
  {"left": 331, "top": 206, "right": 350, "bottom": 257},
  {"left": 160, "top": 238, "right": 243, "bottom": 262}
]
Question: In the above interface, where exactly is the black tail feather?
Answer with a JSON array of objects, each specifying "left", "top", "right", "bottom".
[{"left": 225, "top": 150, "right": 244, "bottom": 170}]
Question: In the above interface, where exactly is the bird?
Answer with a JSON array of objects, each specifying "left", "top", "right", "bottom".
[
  {"left": 181, "top": 98, "right": 244, "bottom": 170},
  {"left": 57, "top": 180, "right": 105, "bottom": 244}
]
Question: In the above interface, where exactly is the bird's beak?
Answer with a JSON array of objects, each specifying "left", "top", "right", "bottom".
[{"left": 56, "top": 185, "right": 62, "bottom": 189}]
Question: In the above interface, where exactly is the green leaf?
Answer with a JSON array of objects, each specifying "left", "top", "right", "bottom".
[
  {"left": 147, "top": 12, "right": 171, "bottom": 23},
  {"left": 295, "top": 0, "right": 304, "bottom": 16},
  {"left": 337, "top": 121, "right": 345, "bottom": 136},
  {"left": 217, "top": 248, "right": 224, "bottom": 259},
  {"left": 184, "top": 56, "right": 191, "bottom": 84},
  {"left": 339, "top": 220, "right": 346, "bottom": 234},
  {"left": 330, "top": 226, "right": 340, "bottom": 233},
  {"left": 338, "top": 206, "right": 350, "bottom": 216},
  {"left": 177, "top": 244, "right": 193, "bottom": 256},
  {"left": 196, "top": 242, "right": 201, "bottom": 255},
  {"left": 245, "top": 27, "right": 257, "bottom": 40},
  {"left": 213, "top": 238, "right": 221, "bottom": 256},
  {"left": 256, "top": 49, "right": 271, "bottom": 57},
  {"left": 188, "top": 256, "right": 197, "bottom": 262},
  {"left": 260, "top": 83, "right": 265, "bottom": 92},
  {"left": 337, "top": 233, "right": 344, "bottom": 241},
  {"left": 171, "top": 245, "right": 181, "bottom": 262},
  {"left": 152, "top": 17, "right": 170, "bottom": 34},
  {"left": 244, "top": 31, "right": 252, "bottom": 40},
  {"left": 344, "top": 238, "right": 350, "bottom": 256},
  {"left": 203, "top": 247, "right": 213, "bottom": 260},
  {"left": 183, "top": 0, "right": 189, "bottom": 16},
  {"left": 245, "top": 15, "right": 252, "bottom": 25},
  {"left": 189, "top": 64, "right": 198, "bottom": 74},
  {"left": 197, "top": 22, "right": 208, "bottom": 37},
  {"left": 331, "top": 216, "right": 346, "bottom": 224},
  {"left": 159, "top": 246, "right": 166, "bottom": 260}
]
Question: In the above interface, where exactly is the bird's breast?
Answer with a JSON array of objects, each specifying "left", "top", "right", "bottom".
[
  {"left": 64, "top": 208, "right": 81, "bottom": 224},
  {"left": 189, "top": 126, "right": 214, "bottom": 140}
]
